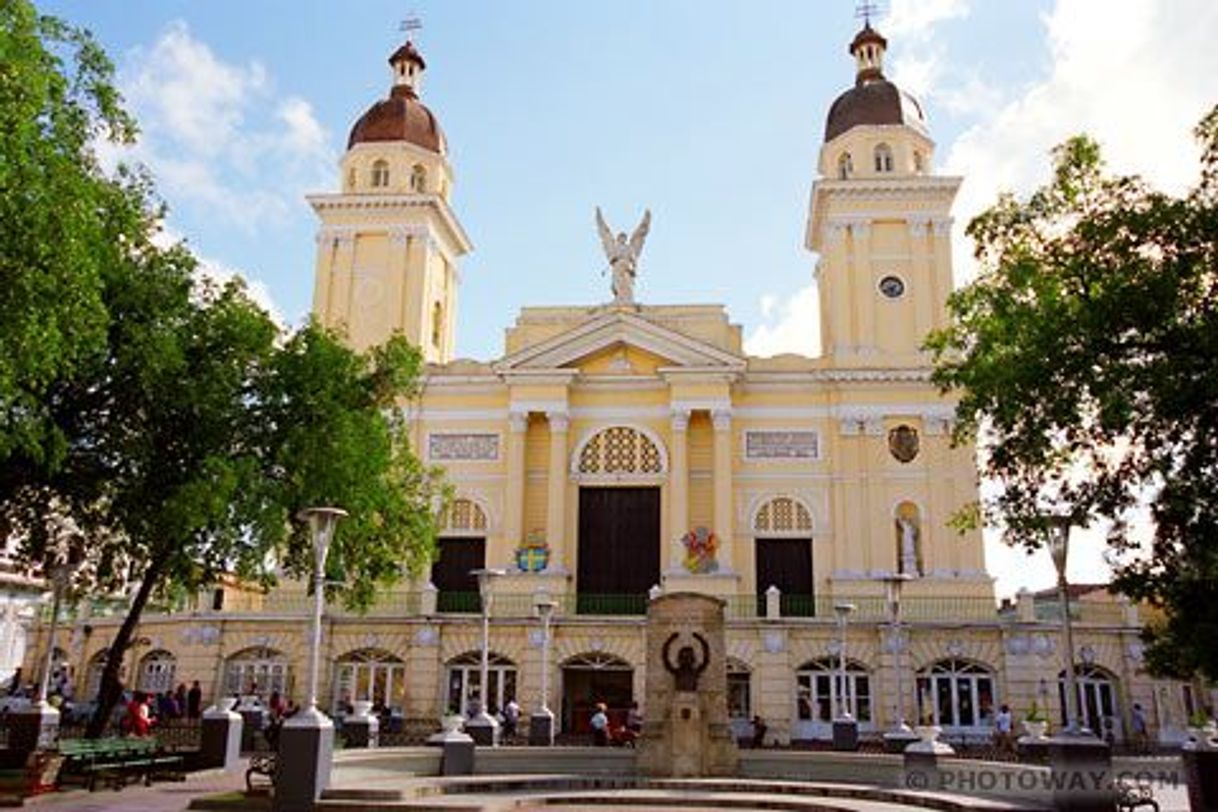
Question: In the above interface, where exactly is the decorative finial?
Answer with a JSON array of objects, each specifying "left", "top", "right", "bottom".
[
  {"left": 400, "top": 15, "right": 422, "bottom": 42},
  {"left": 855, "top": 1, "right": 881, "bottom": 26}
]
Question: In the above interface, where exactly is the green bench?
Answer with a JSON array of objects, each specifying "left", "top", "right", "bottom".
[{"left": 57, "top": 736, "right": 184, "bottom": 791}]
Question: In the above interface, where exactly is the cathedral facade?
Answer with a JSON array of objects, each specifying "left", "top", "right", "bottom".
[{"left": 28, "top": 23, "right": 1208, "bottom": 746}]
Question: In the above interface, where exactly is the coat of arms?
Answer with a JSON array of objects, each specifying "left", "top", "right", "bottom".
[
  {"left": 515, "top": 530, "right": 550, "bottom": 573},
  {"left": 681, "top": 526, "right": 720, "bottom": 574},
  {"left": 888, "top": 425, "right": 919, "bottom": 463}
]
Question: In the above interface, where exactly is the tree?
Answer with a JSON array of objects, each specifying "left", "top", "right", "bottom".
[
  {"left": 927, "top": 106, "right": 1218, "bottom": 680},
  {"left": 0, "top": 2, "right": 447, "bottom": 734}
]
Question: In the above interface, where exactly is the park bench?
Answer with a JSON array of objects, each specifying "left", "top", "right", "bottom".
[
  {"left": 57, "top": 736, "right": 184, "bottom": 791},
  {"left": 1116, "top": 778, "right": 1159, "bottom": 812},
  {"left": 0, "top": 749, "right": 66, "bottom": 800}
]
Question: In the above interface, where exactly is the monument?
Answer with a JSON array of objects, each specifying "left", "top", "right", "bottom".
[{"left": 636, "top": 592, "right": 738, "bottom": 778}]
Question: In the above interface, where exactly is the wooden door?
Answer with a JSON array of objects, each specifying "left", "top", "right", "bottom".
[
  {"left": 431, "top": 537, "right": 486, "bottom": 612},
  {"left": 755, "top": 538, "right": 814, "bottom": 616},
  {"left": 577, "top": 487, "right": 660, "bottom": 614}
]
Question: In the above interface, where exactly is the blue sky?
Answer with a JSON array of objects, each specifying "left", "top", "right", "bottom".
[{"left": 41, "top": 0, "right": 1218, "bottom": 595}]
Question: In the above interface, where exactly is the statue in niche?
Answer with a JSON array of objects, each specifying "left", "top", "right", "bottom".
[
  {"left": 896, "top": 514, "right": 921, "bottom": 576},
  {"left": 662, "top": 632, "right": 710, "bottom": 692},
  {"left": 596, "top": 207, "right": 651, "bottom": 305}
]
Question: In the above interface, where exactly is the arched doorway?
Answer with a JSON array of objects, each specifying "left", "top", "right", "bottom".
[
  {"left": 137, "top": 649, "right": 176, "bottom": 695},
  {"left": 1059, "top": 664, "right": 1122, "bottom": 740},
  {"left": 916, "top": 658, "right": 996, "bottom": 733},
  {"left": 793, "top": 657, "right": 873, "bottom": 741},
  {"left": 561, "top": 652, "right": 633, "bottom": 733},
  {"left": 444, "top": 651, "right": 516, "bottom": 717},
  {"left": 331, "top": 648, "right": 405, "bottom": 715},
  {"left": 223, "top": 646, "right": 291, "bottom": 702}
]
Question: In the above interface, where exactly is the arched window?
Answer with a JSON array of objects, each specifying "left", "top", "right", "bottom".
[
  {"left": 574, "top": 426, "right": 665, "bottom": 479},
  {"left": 727, "top": 658, "right": 751, "bottom": 720},
  {"left": 137, "top": 649, "right": 176, "bottom": 695},
  {"left": 445, "top": 651, "right": 516, "bottom": 716},
  {"left": 224, "top": 646, "right": 290, "bottom": 701},
  {"left": 371, "top": 159, "right": 390, "bottom": 188},
  {"left": 410, "top": 164, "right": 427, "bottom": 192},
  {"left": 753, "top": 497, "right": 813, "bottom": 537},
  {"left": 346, "top": 167, "right": 356, "bottom": 190},
  {"left": 874, "top": 143, "right": 894, "bottom": 173},
  {"left": 85, "top": 650, "right": 109, "bottom": 700},
  {"left": 913, "top": 150, "right": 925, "bottom": 173},
  {"left": 440, "top": 498, "right": 488, "bottom": 535},
  {"left": 917, "top": 659, "right": 995, "bottom": 729},
  {"left": 431, "top": 301, "right": 444, "bottom": 348},
  {"left": 1058, "top": 664, "right": 1121, "bottom": 738},
  {"left": 837, "top": 152, "right": 853, "bottom": 179},
  {"left": 332, "top": 648, "right": 405, "bottom": 714},
  {"left": 796, "top": 657, "right": 871, "bottom": 722}
]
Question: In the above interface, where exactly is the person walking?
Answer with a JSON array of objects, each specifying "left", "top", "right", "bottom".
[
  {"left": 994, "top": 703, "right": 1014, "bottom": 755},
  {"left": 590, "top": 702, "right": 609, "bottom": 747},
  {"left": 187, "top": 680, "right": 203, "bottom": 719},
  {"left": 502, "top": 696, "right": 520, "bottom": 740}
]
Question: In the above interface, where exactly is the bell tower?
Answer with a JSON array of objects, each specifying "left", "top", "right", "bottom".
[
  {"left": 806, "top": 21, "right": 960, "bottom": 367},
  {"left": 309, "top": 37, "right": 471, "bottom": 362}
]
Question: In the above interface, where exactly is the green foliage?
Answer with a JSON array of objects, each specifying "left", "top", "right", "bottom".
[
  {"left": 1024, "top": 701, "right": 1046, "bottom": 723},
  {"left": 927, "top": 105, "right": 1218, "bottom": 680},
  {"left": 0, "top": 2, "right": 446, "bottom": 733}
]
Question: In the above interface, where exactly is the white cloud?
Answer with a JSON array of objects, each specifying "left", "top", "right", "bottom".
[
  {"left": 743, "top": 284, "right": 821, "bottom": 358},
  {"left": 882, "top": 0, "right": 970, "bottom": 40},
  {"left": 944, "top": 0, "right": 1218, "bottom": 283},
  {"left": 151, "top": 228, "right": 284, "bottom": 326},
  {"left": 110, "top": 21, "right": 335, "bottom": 230}
]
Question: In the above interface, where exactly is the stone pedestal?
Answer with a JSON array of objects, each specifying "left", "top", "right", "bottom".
[
  {"left": 1182, "top": 739, "right": 1218, "bottom": 812},
  {"left": 833, "top": 717, "right": 860, "bottom": 751},
  {"left": 464, "top": 711, "right": 499, "bottom": 746},
  {"left": 273, "top": 708, "right": 333, "bottom": 812},
  {"left": 635, "top": 592, "right": 738, "bottom": 778},
  {"left": 1017, "top": 734, "right": 1051, "bottom": 764},
  {"left": 1047, "top": 734, "right": 1112, "bottom": 812},
  {"left": 903, "top": 731, "right": 955, "bottom": 793},
  {"left": 883, "top": 727, "right": 919, "bottom": 754},
  {"left": 441, "top": 732, "right": 475, "bottom": 775},
  {"left": 8, "top": 703, "right": 59, "bottom": 759},
  {"left": 529, "top": 709, "right": 555, "bottom": 746},
  {"left": 343, "top": 714, "right": 378, "bottom": 749},
  {"left": 239, "top": 707, "right": 267, "bottom": 753},
  {"left": 200, "top": 707, "right": 243, "bottom": 771}
]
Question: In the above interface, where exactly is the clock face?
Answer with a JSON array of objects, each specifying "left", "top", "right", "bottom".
[{"left": 879, "top": 275, "right": 906, "bottom": 299}]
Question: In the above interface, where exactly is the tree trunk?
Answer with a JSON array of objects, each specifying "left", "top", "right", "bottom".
[{"left": 84, "top": 559, "right": 163, "bottom": 738}]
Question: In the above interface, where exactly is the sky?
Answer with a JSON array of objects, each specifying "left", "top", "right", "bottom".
[{"left": 40, "top": 0, "right": 1218, "bottom": 598}]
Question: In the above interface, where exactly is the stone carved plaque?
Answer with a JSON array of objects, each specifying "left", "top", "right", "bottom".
[
  {"left": 428, "top": 433, "right": 500, "bottom": 461},
  {"left": 744, "top": 430, "right": 819, "bottom": 460}
]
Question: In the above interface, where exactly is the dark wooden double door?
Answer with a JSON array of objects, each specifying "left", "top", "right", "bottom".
[
  {"left": 755, "top": 538, "right": 814, "bottom": 616},
  {"left": 431, "top": 536, "right": 485, "bottom": 613},
  {"left": 577, "top": 487, "right": 660, "bottom": 614}
]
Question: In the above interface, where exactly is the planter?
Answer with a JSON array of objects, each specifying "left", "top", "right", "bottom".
[
  {"left": 442, "top": 714, "right": 465, "bottom": 733},
  {"left": 1023, "top": 720, "right": 1049, "bottom": 740},
  {"left": 217, "top": 696, "right": 239, "bottom": 712},
  {"left": 915, "top": 724, "right": 942, "bottom": 744},
  {"left": 350, "top": 700, "right": 374, "bottom": 718}
]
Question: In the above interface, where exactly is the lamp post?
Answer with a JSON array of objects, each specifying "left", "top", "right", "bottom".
[
  {"left": 1047, "top": 516, "right": 1085, "bottom": 736},
  {"left": 274, "top": 506, "right": 346, "bottom": 812},
  {"left": 530, "top": 596, "right": 557, "bottom": 745},
  {"left": 37, "top": 561, "right": 77, "bottom": 705},
  {"left": 466, "top": 568, "right": 504, "bottom": 746},
  {"left": 832, "top": 602, "right": 858, "bottom": 751},
  {"left": 881, "top": 574, "right": 918, "bottom": 752}
]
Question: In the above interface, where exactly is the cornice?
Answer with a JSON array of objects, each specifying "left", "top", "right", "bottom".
[{"left": 307, "top": 192, "right": 473, "bottom": 254}]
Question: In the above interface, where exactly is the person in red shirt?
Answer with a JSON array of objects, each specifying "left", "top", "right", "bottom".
[{"left": 127, "top": 691, "right": 152, "bottom": 736}]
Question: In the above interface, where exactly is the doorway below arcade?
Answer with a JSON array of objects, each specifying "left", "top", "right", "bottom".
[{"left": 561, "top": 662, "right": 634, "bottom": 734}]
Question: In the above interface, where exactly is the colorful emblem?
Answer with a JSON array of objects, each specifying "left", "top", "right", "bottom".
[
  {"left": 515, "top": 530, "right": 550, "bottom": 573},
  {"left": 681, "top": 526, "right": 719, "bottom": 574}
]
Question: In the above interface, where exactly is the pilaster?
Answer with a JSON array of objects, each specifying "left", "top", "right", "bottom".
[
  {"left": 668, "top": 409, "right": 690, "bottom": 572},
  {"left": 545, "top": 411, "right": 569, "bottom": 571},
  {"left": 712, "top": 409, "right": 734, "bottom": 572},
  {"left": 503, "top": 411, "right": 528, "bottom": 549}
]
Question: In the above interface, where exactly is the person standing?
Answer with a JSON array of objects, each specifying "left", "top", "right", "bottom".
[
  {"left": 502, "top": 696, "right": 520, "bottom": 740},
  {"left": 1130, "top": 703, "right": 1148, "bottom": 752},
  {"left": 994, "top": 704, "right": 1014, "bottom": 754},
  {"left": 590, "top": 702, "right": 609, "bottom": 747},
  {"left": 187, "top": 680, "right": 202, "bottom": 719}
]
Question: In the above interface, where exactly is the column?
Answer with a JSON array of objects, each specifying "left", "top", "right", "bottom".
[
  {"left": 503, "top": 411, "right": 528, "bottom": 549},
  {"left": 545, "top": 411, "right": 568, "bottom": 570},
  {"left": 668, "top": 410, "right": 690, "bottom": 571},
  {"left": 712, "top": 409, "right": 734, "bottom": 572}
]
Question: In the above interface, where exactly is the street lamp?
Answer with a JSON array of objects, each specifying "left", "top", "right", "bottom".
[
  {"left": 466, "top": 567, "right": 505, "bottom": 745},
  {"left": 1047, "top": 516, "right": 1086, "bottom": 736},
  {"left": 832, "top": 602, "right": 859, "bottom": 751},
  {"left": 530, "top": 595, "right": 557, "bottom": 745},
  {"left": 881, "top": 574, "right": 916, "bottom": 751},
  {"left": 275, "top": 506, "right": 347, "bottom": 812},
  {"left": 36, "top": 559, "right": 79, "bottom": 707}
]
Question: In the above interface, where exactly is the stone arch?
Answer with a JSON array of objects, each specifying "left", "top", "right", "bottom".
[
  {"left": 553, "top": 636, "right": 645, "bottom": 668},
  {"left": 137, "top": 648, "right": 176, "bottom": 695},
  {"left": 223, "top": 645, "right": 291, "bottom": 700},
  {"left": 916, "top": 657, "right": 998, "bottom": 730},
  {"left": 571, "top": 424, "right": 667, "bottom": 481},
  {"left": 752, "top": 495, "right": 815, "bottom": 537}
]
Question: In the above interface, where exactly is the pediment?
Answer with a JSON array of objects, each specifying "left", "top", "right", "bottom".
[{"left": 495, "top": 311, "right": 745, "bottom": 373}]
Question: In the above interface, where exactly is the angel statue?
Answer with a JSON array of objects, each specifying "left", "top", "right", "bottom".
[{"left": 596, "top": 207, "right": 651, "bottom": 305}]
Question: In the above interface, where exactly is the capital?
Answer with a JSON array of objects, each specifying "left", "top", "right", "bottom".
[
  {"left": 508, "top": 411, "right": 528, "bottom": 433},
  {"left": 712, "top": 409, "right": 732, "bottom": 432},
  {"left": 670, "top": 409, "right": 690, "bottom": 432},
  {"left": 546, "top": 411, "right": 569, "bottom": 433}
]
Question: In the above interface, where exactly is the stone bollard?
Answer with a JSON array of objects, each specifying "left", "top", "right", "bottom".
[
  {"left": 902, "top": 726, "right": 954, "bottom": 794},
  {"left": 239, "top": 705, "right": 267, "bottom": 753},
  {"left": 529, "top": 708, "right": 555, "bottom": 746},
  {"left": 7, "top": 703, "right": 60, "bottom": 764},
  {"left": 1182, "top": 730, "right": 1218, "bottom": 812},
  {"left": 1047, "top": 734, "right": 1112, "bottom": 812},
  {"left": 273, "top": 708, "right": 334, "bottom": 812},
  {"left": 343, "top": 713, "right": 379, "bottom": 749},
  {"left": 427, "top": 723, "right": 475, "bottom": 776},
  {"left": 200, "top": 706, "right": 243, "bottom": 771},
  {"left": 832, "top": 717, "right": 859, "bottom": 751}
]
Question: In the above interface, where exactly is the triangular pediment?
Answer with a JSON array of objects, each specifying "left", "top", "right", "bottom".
[{"left": 495, "top": 311, "right": 745, "bottom": 373}]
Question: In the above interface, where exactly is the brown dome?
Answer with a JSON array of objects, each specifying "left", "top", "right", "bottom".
[
  {"left": 348, "top": 85, "right": 446, "bottom": 153},
  {"left": 824, "top": 78, "right": 927, "bottom": 143}
]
